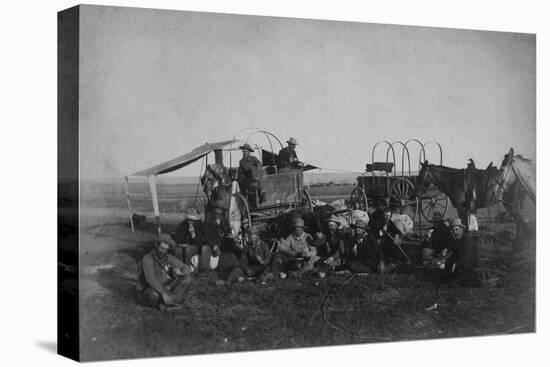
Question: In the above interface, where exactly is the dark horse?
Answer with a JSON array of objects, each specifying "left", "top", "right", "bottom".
[{"left": 417, "top": 160, "right": 500, "bottom": 231}]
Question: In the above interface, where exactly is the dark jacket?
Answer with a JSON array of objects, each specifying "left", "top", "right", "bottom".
[
  {"left": 277, "top": 146, "right": 299, "bottom": 169},
  {"left": 173, "top": 220, "right": 206, "bottom": 248},
  {"left": 317, "top": 230, "right": 343, "bottom": 260},
  {"left": 241, "top": 240, "right": 272, "bottom": 272},
  {"left": 238, "top": 156, "right": 263, "bottom": 182},
  {"left": 368, "top": 210, "right": 403, "bottom": 239},
  {"left": 449, "top": 233, "right": 479, "bottom": 272},
  {"left": 345, "top": 233, "right": 384, "bottom": 269},
  {"left": 429, "top": 224, "right": 453, "bottom": 252}
]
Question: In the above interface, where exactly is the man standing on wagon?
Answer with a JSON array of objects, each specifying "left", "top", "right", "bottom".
[
  {"left": 277, "top": 137, "right": 304, "bottom": 172},
  {"left": 238, "top": 143, "right": 264, "bottom": 208}
]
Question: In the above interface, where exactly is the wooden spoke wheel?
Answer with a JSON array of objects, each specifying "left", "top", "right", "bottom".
[
  {"left": 419, "top": 191, "right": 449, "bottom": 223},
  {"left": 350, "top": 186, "right": 369, "bottom": 212},
  {"left": 389, "top": 178, "right": 418, "bottom": 220}
]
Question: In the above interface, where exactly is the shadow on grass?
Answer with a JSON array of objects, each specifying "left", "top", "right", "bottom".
[
  {"left": 95, "top": 267, "right": 141, "bottom": 304},
  {"left": 117, "top": 244, "right": 152, "bottom": 263}
]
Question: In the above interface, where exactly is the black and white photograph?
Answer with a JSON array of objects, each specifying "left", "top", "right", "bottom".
[{"left": 54, "top": 1, "right": 541, "bottom": 364}]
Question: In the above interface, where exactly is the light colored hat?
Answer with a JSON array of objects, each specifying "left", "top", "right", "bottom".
[
  {"left": 287, "top": 137, "right": 298, "bottom": 146},
  {"left": 292, "top": 217, "right": 305, "bottom": 229},
  {"left": 158, "top": 233, "right": 177, "bottom": 248},
  {"left": 351, "top": 210, "right": 369, "bottom": 225},
  {"left": 450, "top": 218, "right": 466, "bottom": 228},
  {"left": 185, "top": 207, "right": 201, "bottom": 221},
  {"left": 326, "top": 215, "right": 341, "bottom": 225},
  {"left": 239, "top": 143, "right": 254, "bottom": 152},
  {"left": 352, "top": 219, "right": 368, "bottom": 230}
]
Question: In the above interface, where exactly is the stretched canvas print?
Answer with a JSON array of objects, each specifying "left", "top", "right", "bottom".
[{"left": 58, "top": 4, "right": 536, "bottom": 362}]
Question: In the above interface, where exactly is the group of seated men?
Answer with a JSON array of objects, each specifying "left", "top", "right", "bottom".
[
  {"left": 421, "top": 211, "right": 479, "bottom": 273},
  {"left": 137, "top": 204, "right": 480, "bottom": 309}
]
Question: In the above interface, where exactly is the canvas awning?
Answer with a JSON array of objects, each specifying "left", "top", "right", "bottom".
[{"left": 130, "top": 139, "right": 237, "bottom": 177}]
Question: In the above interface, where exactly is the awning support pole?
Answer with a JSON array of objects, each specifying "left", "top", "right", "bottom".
[
  {"left": 124, "top": 176, "right": 135, "bottom": 233},
  {"left": 148, "top": 174, "right": 161, "bottom": 236}
]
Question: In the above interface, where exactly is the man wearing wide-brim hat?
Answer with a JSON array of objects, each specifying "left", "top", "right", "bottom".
[
  {"left": 277, "top": 137, "right": 303, "bottom": 172},
  {"left": 271, "top": 217, "right": 319, "bottom": 277},
  {"left": 238, "top": 143, "right": 264, "bottom": 208},
  {"left": 341, "top": 219, "right": 386, "bottom": 274},
  {"left": 446, "top": 218, "right": 479, "bottom": 274},
  {"left": 136, "top": 234, "right": 193, "bottom": 309}
]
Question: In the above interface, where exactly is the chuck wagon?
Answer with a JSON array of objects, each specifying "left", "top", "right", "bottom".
[
  {"left": 349, "top": 139, "right": 450, "bottom": 222},
  {"left": 124, "top": 129, "right": 317, "bottom": 238}
]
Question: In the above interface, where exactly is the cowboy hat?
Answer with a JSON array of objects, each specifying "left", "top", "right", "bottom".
[
  {"left": 158, "top": 233, "right": 177, "bottom": 248},
  {"left": 287, "top": 137, "right": 298, "bottom": 146},
  {"left": 351, "top": 210, "right": 369, "bottom": 225},
  {"left": 450, "top": 218, "right": 466, "bottom": 228},
  {"left": 185, "top": 207, "right": 201, "bottom": 221},
  {"left": 352, "top": 219, "right": 368, "bottom": 230},
  {"left": 326, "top": 215, "right": 341, "bottom": 225},
  {"left": 292, "top": 217, "right": 306, "bottom": 229},
  {"left": 239, "top": 143, "right": 254, "bottom": 152},
  {"left": 249, "top": 226, "right": 261, "bottom": 235}
]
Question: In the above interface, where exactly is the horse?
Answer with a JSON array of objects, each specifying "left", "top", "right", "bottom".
[
  {"left": 416, "top": 160, "right": 500, "bottom": 231},
  {"left": 489, "top": 148, "right": 535, "bottom": 252}
]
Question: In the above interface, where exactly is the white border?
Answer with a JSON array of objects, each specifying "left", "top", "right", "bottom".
[{"left": 2, "top": 1, "right": 547, "bottom": 366}]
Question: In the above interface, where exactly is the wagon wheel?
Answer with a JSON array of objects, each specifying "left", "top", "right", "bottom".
[
  {"left": 389, "top": 178, "right": 418, "bottom": 220},
  {"left": 349, "top": 186, "right": 369, "bottom": 212},
  {"left": 419, "top": 189, "right": 449, "bottom": 223}
]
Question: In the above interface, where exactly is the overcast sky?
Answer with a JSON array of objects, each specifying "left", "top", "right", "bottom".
[{"left": 78, "top": 5, "right": 535, "bottom": 180}]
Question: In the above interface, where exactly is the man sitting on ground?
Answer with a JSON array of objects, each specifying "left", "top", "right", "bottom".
[
  {"left": 271, "top": 218, "right": 319, "bottom": 277},
  {"left": 137, "top": 234, "right": 193, "bottom": 309},
  {"left": 343, "top": 219, "right": 385, "bottom": 274},
  {"left": 421, "top": 211, "right": 452, "bottom": 267},
  {"left": 240, "top": 226, "right": 273, "bottom": 279},
  {"left": 447, "top": 218, "right": 479, "bottom": 274},
  {"left": 314, "top": 215, "right": 344, "bottom": 275},
  {"left": 369, "top": 207, "right": 405, "bottom": 266},
  {"left": 216, "top": 235, "right": 246, "bottom": 284},
  {"left": 173, "top": 208, "right": 218, "bottom": 273}
]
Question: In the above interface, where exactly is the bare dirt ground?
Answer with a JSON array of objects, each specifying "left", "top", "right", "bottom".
[{"left": 76, "top": 199, "right": 535, "bottom": 361}]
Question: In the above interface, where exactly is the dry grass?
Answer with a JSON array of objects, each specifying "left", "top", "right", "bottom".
[{"left": 78, "top": 215, "right": 535, "bottom": 361}]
